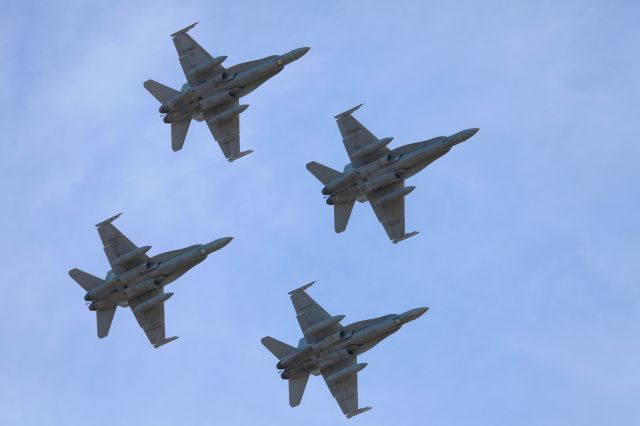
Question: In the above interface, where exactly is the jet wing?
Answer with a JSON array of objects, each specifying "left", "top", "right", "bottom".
[
  {"left": 204, "top": 100, "right": 243, "bottom": 161},
  {"left": 321, "top": 357, "right": 360, "bottom": 418},
  {"left": 96, "top": 214, "right": 149, "bottom": 274},
  {"left": 289, "top": 283, "right": 343, "bottom": 343},
  {"left": 335, "top": 104, "right": 390, "bottom": 167},
  {"left": 171, "top": 23, "right": 225, "bottom": 85},
  {"left": 128, "top": 288, "right": 176, "bottom": 348},
  {"left": 367, "top": 181, "right": 406, "bottom": 242}
]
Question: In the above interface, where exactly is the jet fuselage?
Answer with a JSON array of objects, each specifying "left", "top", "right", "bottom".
[
  {"left": 278, "top": 307, "right": 428, "bottom": 379},
  {"left": 162, "top": 47, "right": 309, "bottom": 124},
  {"left": 86, "top": 237, "right": 232, "bottom": 311},
  {"left": 325, "top": 129, "right": 479, "bottom": 205}
]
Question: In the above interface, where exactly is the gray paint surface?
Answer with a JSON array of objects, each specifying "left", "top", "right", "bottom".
[
  {"left": 144, "top": 22, "right": 309, "bottom": 161},
  {"left": 68, "top": 213, "right": 232, "bottom": 348},
  {"left": 261, "top": 282, "right": 427, "bottom": 418},
  {"left": 307, "top": 104, "right": 478, "bottom": 243}
]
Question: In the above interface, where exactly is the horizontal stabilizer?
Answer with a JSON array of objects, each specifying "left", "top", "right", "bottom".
[
  {"left": 334, "top": 201, "right": 355, "bottom": 233},
  {"left": 143, "top": 79, "right": 179, "bottom": 104},
  {"left": 289, "top": 373, "right": 310, "bottom": 407},
  {"left": 97, "top": 307, "right": 116, "bottom": 339},
  {"left": 346, "top": 406, "right": 373, "bottom": 419},
  {"left": 392, "top": 231, "right": 419, "bottom": 244},
  {"left": 288, "top": 281, "right": 315, "bottom": 295},
  {"left": 171, "top": 120, "right": 191, "bottom": 151},
  {"left": 261, "top": 336, "right": 297, "bottom": 359},
  {"left": 335, "top": 103, "right": 363, "bottom": 119},
  {"left": 69, "top": 268, "right": 104, "bottom": 292},
  {"left": 95, "top": 212, "right": 123, "bottom": 227},
  {"left": 227, "top": 149, "right": 254, "bottom": 162},
  {"left": 171, "top": 22, "right": 198, "bottom": 37},
  {"left": 153, "top": 336, "right": 179, "bottom": 349},
  {"left": 306, "top": 162, "right": 342, "bottom": 185}
]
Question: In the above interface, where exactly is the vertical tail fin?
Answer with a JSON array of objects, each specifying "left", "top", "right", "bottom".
[
  {"left": 306, "top": 161, "right": 342, "bottom": 185},
  {"left": 171, "top": 120, "right": 191, "bottom": 151},
  {"left": 68, "top": 268, "right": 104, "bottom": 291},
  {"left": 334, "top": 200, "right": 355, "bottom": 233},
  {"left": 261, "top": 337, "right": 310, "bottom": 407},
  {"left": 261, "top": 336, "right": 297, "bottom": 359},
  {"left": 96, "top": 307, "right": 116, "bottom": 338},
  {"left": 143, "top": 79, "right": 180, "bottom": 103},
  {"left": 289, "top": 373, "right": 310, "bottom": 407}
]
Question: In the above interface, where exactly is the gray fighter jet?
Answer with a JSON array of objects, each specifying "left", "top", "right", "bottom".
[
  {"left": 144, "top": 22, "right": 310, "bottom": 161},
  {"left": 261, "top": 282, "right": 428, "bottom": 419},
  {"left": 68, "top": 213, "right": 232, "bottom": 348},
  {"left": 306, "top": 104, "right": 478, "bottom": 243}
]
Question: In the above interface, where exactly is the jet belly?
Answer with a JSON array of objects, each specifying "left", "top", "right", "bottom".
[
  {"left": 349, "top": 330, "right": 397, "bottom": 356},
  {"left": 154, "top": 249, "right": 204, "bottom": 279},
  {"left": 392, "top": 141, "right": 450, "bottom": 171},
  {"left": 230, "top": 58, "right": 280, "bottom": 89},
  {"left": 159, "top": 258, "right": 205, "bottom": 286},
  {"left": 234, "top": 68, "right": 283, "bottom": 98},
  {"left": 344, "top": 317, "right": 401, "bottom": 348}
]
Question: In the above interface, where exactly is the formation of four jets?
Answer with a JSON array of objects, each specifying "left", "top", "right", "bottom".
[{"left": 69, "top": 22, "right": 478, "bottom": 418}]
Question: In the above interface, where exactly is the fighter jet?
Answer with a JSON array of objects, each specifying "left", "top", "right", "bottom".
[
  {"left": 261, "top": 282, "right": 428, "bottom": 419},
  {"left": 68, "top": 213, "right": 232, "bottom": 348},
  {"left": 144, "top": 22, "right": 310, "bottom": 161},
  {"left": 306, "top": 104, "right": 478, "bottom": 243}
]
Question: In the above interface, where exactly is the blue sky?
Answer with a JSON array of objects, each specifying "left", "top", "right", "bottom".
[{"left": 1, "top": 1, "right": 639, "bottom": 425}]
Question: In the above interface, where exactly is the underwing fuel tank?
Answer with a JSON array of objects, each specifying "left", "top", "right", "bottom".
[
  {"left": 119, "top": 279, "right": 159, "bottom": 300},
  {"left": 351, "top": 138, "right": 393, "bottom": 160},
  {"left": 372, "top": 186, "right": 415, "bottom": 207},
  {"left": 206, "top": 104, "right": 249, "bottom": 124},
  {"left": 311, "top": 330, "right": 345, "bottom": 353},
  {"left": 112, "top": 246, "right": 152, "bottom": 267},
  {"left": 316, "top": 348, "right": 353, "bottom": 369},
  {"left": 325, "top": 363, "right": 367, "bottom": 383},
  {"left": 131, "top": 292, "right": 174, "bottom": 314},
  {"left": 304, "top": 315, "right": 345, "bottom": 336},
  {"left": 186, "top": 55, "right": 227, "bottom": 79},
  {"left": 361, "top": 172, "right": 402, "bottom": 192},
  {"left": 199, "top": 91, "right": 234, "bottom": 110}
]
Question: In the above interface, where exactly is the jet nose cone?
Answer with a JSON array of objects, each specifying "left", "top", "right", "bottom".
[
  {"left": 466, "top": 128, "right": 480, "bottom": 140},
  {"left": 202, "top": 237, "right": 233, "bottom": 254},
  {"left": 215, "top": 236, "right": 233, "bottom": 249},
  {"left": 298, "top": 46, "right": 311, "bottom": 56},
  {"left": 281, "top": 47, "right": 311, "bottom": 65},
  {"left": 395, "top": 307, "right": 429, "bottom": 324},
  {"left": 412, "top": 307, "right": 429, "bottom": 318},
  {"left": 448, "top": 128, "right": 479, "bottom": 146}
]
